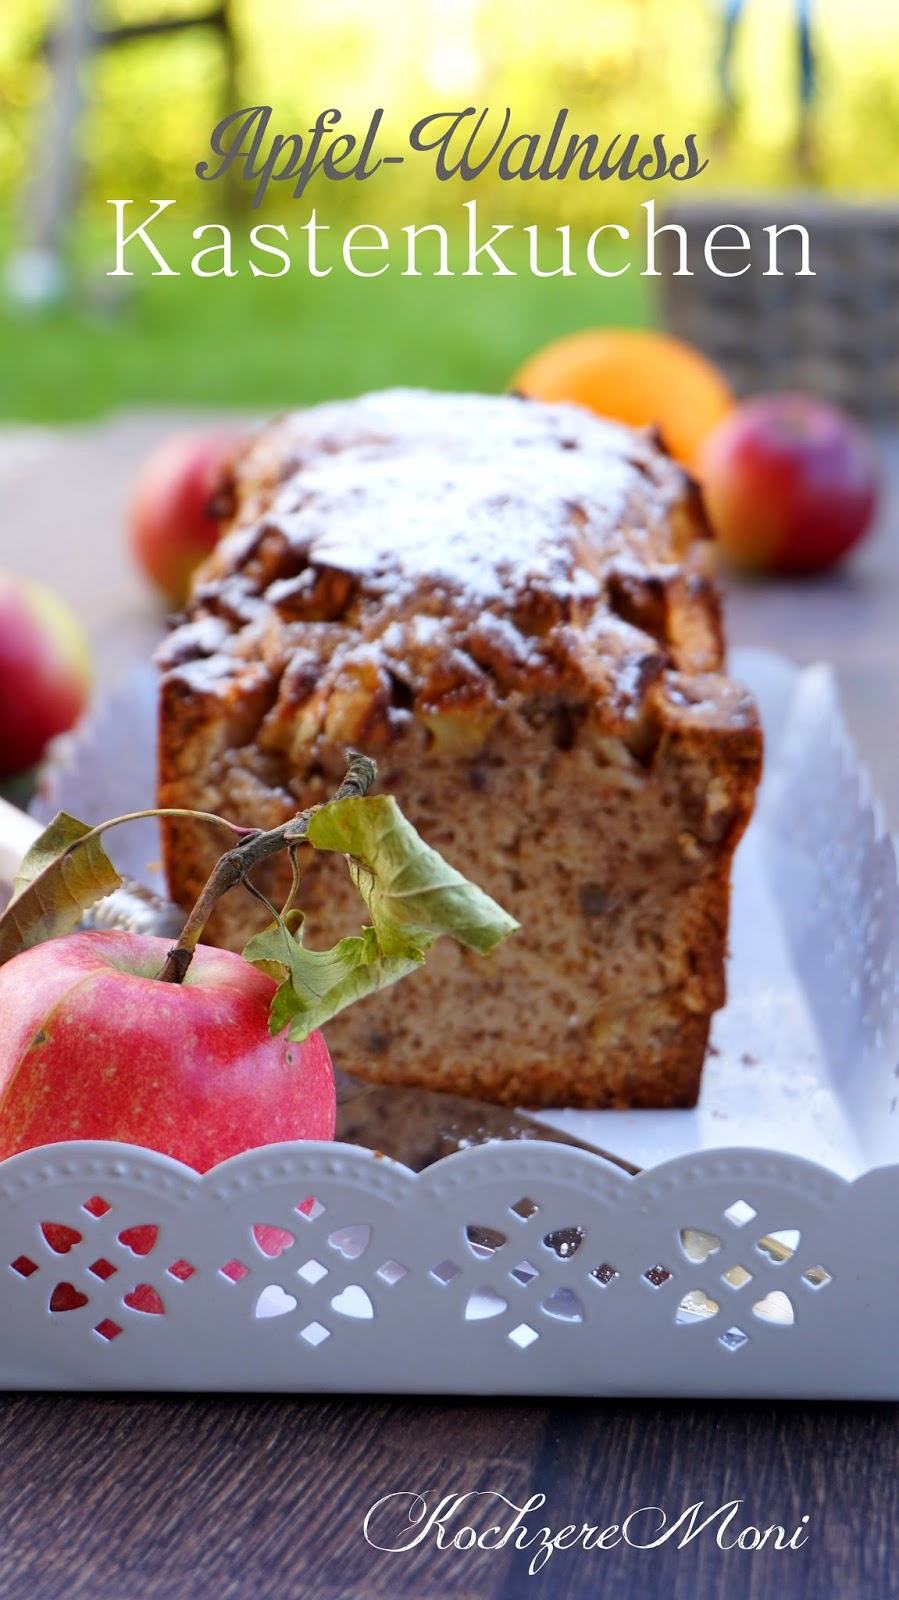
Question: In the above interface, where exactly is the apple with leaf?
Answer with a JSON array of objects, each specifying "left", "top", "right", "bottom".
[{"left": 0, "top": 754, "right": 517, "bottom": 1172}]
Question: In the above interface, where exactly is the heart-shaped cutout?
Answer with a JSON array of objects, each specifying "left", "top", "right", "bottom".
[
  {"left": 253, "top": 1225, "right": 295, "bottom": 1259},
  {"left": 679, "top": 1228, "right": 723, "bottom": 1264},
  {"left": 676, "top": 1288, "right": 720, "bottom": 1325},
  {"left": 118, "top": 1225, "right": 158, "bottom": 1257},
  {"left": 756, "top": 1230, "right": 800, "bottom": 1265},
  {"left": 752, "top": 1290, "right": 794, "bottom": 1326},
  {"left": 255, "top": 1284, "right": 298, "bottom": 1320},
  {"left": 49, "top": 1282, "right": 88, "bottom": 1313},
  {"left": 540, "top": 1288, "right": 584, "bottom": 1323},
  {"left": 328, "top": 1225, "right": 371, "bottom": 1261},
  {"left": 41, "top": 1223, "right": 82, "bottom": 1255},
  {"left": 542, "top": 1227, "right": 585, "bottom": 1260},
  {"left": 330, "top": 1284, "right": 374, "bottom": 1320},
  {"left": 124, "top": 1283, "right": 165, "bottom": 1316},
  {"left": 466, "top": 1224, "right": 507, "bottom": 1258},
  {"left": 464, "top": 1286, "right": 507, "bottom": 1322}
]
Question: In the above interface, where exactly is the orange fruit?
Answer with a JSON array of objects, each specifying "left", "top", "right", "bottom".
[{"left": 511, "top": 329, "right": 734, "bottom": 472}]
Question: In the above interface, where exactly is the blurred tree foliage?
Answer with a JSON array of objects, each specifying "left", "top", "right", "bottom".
[{"left": 2, "top": 0, "right": 899, "bottom": 234}]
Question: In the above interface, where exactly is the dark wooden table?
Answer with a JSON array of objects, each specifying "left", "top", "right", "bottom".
[{"left": 0, "top": 417, "right": 897, "bottom": 1600}]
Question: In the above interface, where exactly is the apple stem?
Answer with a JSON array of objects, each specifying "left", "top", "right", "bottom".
[
  {"left": 157, "top": 751, "right": 377, "bottom": 985},
  {"left": 61, "top": 806, "right": 256, "bottom": 855}
]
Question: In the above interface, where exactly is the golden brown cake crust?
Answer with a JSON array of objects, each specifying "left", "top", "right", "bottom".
[{"left": 157, "top": 389, "right": 761, "bottom": 1110}]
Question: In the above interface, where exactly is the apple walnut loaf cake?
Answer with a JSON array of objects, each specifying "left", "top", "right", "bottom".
[{"left": 156, "top": 389, "right": 761, "bottom": 1109}]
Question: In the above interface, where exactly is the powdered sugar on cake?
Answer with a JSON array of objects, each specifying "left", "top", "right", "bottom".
[
  {"left": 162, "top": 388, "right": 724, "bottom": 742},
  {"left": 229, "top": 389, "right": 686, "bottom": 610}
]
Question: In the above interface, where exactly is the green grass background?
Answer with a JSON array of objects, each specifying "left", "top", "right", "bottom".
[
  {"left": 0, "top": 232, "right": 648, "bottom": 422},
  {"left": 4, "top": 0, "right": 898, "bottom": 421}
]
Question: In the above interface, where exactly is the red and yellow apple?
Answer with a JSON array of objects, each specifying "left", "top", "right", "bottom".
[
  {"left": 0, "top": 572, "right": 91, "bottom": 777},
  {"left": 128, "top": 427, "right": 248, "bottom": 606},
  {"left": 700, "top": 394, "right": 879, "bottom": 575},
  {"left": 0, "top": 931, "right": 334, "bottom": 1171}
]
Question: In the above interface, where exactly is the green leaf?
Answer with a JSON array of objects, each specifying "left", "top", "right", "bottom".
[
  {"left": 243, "top": 919, "right": 429, "bottom": 1042},
  {"left": 0, "top": 812, "right": 123, "bottom": 967},
  {"left": 306, "top": 793, "right": 519, "bottom": 957},
  {"left": 244, "top": 792, "right": 518, "bottom": 1040}
]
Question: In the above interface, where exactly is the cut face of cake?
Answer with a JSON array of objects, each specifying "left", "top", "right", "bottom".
[{"left": 156, "top": 389, "right": 762, "bottom": 1109}]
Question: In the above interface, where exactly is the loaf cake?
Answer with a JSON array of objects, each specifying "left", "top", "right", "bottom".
[{"left": 156, "top": 389, "right": 761, "bottom": 1109}]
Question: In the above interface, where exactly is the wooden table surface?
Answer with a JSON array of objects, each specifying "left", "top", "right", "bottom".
[{"left": 0, "top": 415, "right": 897, "bottom": 1600}]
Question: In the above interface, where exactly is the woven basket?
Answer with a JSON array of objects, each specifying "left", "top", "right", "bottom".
[{"left": 658, "top": 199, "right": 899, "bottom": 420}]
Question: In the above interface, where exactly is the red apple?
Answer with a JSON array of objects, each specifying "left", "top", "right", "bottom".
[
  {"left": 0, "top": 931, "right": 334, "bottom": 1172},
  {"left": 128, "top": 428, "right": 247, "bottom": 606},
  {"left": 700, "top": 394, "right": 879, "bottom": 575},
  {"left": 0, "top": 572, "right": 91, "bottom": 777}
]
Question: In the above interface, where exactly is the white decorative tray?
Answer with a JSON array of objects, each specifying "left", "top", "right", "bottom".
[{"left": 3, "top": 649, "right": 897, "bottom": 1397}]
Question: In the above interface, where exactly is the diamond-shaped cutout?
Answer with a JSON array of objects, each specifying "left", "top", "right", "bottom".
[
  {"left": 722, "top": 1264, "right": 753, "bottom": 1290},
  {"left": 679, "top": 1228, "right": 723, "bottom": 1264},
  {"left": 676, "top": 1288, "right": 720, "bottom": 1325},
  {"left": 167, "top": 1260, "right": 195, "bottom": 1281},
  {"left": 89, "top": 1258, "right": 117, "bottom": 1281},
  {"left": 510, "top": 1197, "right": 539, "bottom": 1221},
  {"left": 542, "top": 1226, "right": 584, "bottom": 1260},
  {"left": 376, "top": 1259, "right": 407, "bottom": 1286},
  {"left": 803, "top": 1264, "right": 832, "bottom": 1290},
  {"left": 220, "top": 1260, "right": 249, "bottom": 1283},
  {"left": 643, "top": 1263, "right": 673, "bottom": 1288},
  {"left": 591, "top": 1263, "right": 618, "bottom": 1287},
  {"left": 756, "top": 1230, "right": 800, "bottom": 1265},
  {"left": 430, "top": 1259, "right": 461, "bottom": 1286},
  {"left": 466, "top": 1224, "right": 507, "bottom": 1259},
  {"left": 83, "top": 1196, "right": 111, "bottom": 1219},
  {"left": 509, "top": 1322, "right": 539, "bottom": 1349},
  {"left": 10, "top": 1256, "right": 38, "bottom": 1278},
  {"left": 720, "top": 1326, "right": 749, "bottom": 1351},
  {"left": 510, "top": 1259, "right": 539, "bottom": 1286},
  {"left": 300, "top": 1320, "right": 330, "bottom": 1346},
  {"left": 297, "top": 1196, "right": 325, "bottom": 1221},
  {"left": 540, "top": 1288, "right": 584, "bottom": 1323},
  {"left": 298, "top": 1258, "right": 328, "bottom": 1285},
  {"left": 94, "top": 1318, "right": 122, "bottom": 1342},
  {"left": 724, "top": 1200, "right": 757, "bottom": 1228}
]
